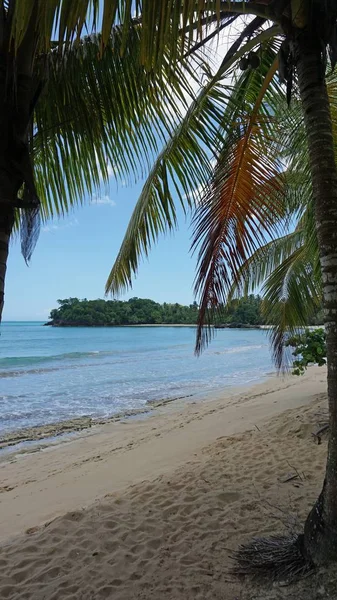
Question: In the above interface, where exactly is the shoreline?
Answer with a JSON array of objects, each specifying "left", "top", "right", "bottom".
[
  {"left": 44, "top": 322, "right": 269, "bottom": 328},
  {"left": 0, "top": 393, "right": 194, "bottom": 452},
  {"left": 0, "top": 370, "right": 278, "bottom": 454},
  {"left": 0, "top": 366, "right": 326, "bottom": 543}
]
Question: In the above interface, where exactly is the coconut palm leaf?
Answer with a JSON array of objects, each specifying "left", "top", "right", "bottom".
[
  {"left": 262, "top": 219, "right": 320, "bottom": 368},
  {"left": 252, "top": 72, "right": 337, "bottom": 367},
  {"left": 192, "top": 52, "right": 286, "bottom": 353},
  {"left": 11, "top": 1, "right": 275, "bottom": 64},
  {"left": 7, "top": 11, "right": 203, "bottom": 266},
  {"left": 193, "top": 65, "right": 337, "bottom": 363},
  {"left": 224, "top": 86, "right": 322, "bottom": 367},
  {"left": 227, "top": 161, "right": 321, "bottom": 367},
  {"left": 105, "top": 28, "right": 281, "bottom": 297},
  {"left": 30, "top": 23, "right": 197, "bottom": 221},
  {"left": 228, "top": 230, "right": 306, "bottom": 298}
]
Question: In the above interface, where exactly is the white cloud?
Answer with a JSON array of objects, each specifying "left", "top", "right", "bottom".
[
  {"left": 96, "top": 156, "right": 116, "bottom": 183},
  {"left": 42, "top": 224, "right": 58, "bottom": 233},
  {"left": 107, "top": 164, "right": 115, "bottom": 178},
  {"left": 42, "top": 218, "right": 79, "bottom": 234},
  {"left": 91, "top": 194, "right": 116, "bottom": 207},
  {"left": 182, "top": 159, "right": 217, "bottom": 203},
  {"left": 183, "top": 183, "right": 207, "bottom": 204}
]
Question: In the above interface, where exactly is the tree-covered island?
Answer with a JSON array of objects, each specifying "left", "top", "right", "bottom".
[{"left": 45, "top": 296, "right": 266, "bottom": 327}]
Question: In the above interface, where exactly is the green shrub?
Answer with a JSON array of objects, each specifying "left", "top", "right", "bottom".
[{"left": 285, "top": 328, "right": 326, "bottom": 375}]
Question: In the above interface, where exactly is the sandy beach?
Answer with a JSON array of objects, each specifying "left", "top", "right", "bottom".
[{"left": 0, "top": 367, "right": 333, "bottom": 599}]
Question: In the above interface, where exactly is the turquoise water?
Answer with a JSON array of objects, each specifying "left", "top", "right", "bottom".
[{"left": 0, "top": 322, "right": 273, "bottom": 433}]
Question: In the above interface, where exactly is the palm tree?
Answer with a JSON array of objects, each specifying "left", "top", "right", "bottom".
[
  {"left": 0, "top": 1, "right": 194, "bottom": 320},
  {"left": 220, "top": 71, "right": 331, "bottom": 363},
  {"left": 105, "top": 1, "right": 337, "bottom": 568}
]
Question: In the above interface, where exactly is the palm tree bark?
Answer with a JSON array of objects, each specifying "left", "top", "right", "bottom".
[
  {"left": 0, "top": 147, "right": 22, "bottom": 323},
  {"left": 0, "top": 120, "right": 28, "bottom": 322},
  {"left": 295, "top": 35, "right": 337, "bottom": 565},
  {"left": 0, "top": 3, "right": 38, "bottom": 323},
  {"left": 0, "top": 208, "right": 14, "bottom": 322}
]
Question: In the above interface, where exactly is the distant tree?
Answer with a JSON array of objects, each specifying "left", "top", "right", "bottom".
[
  {"left": 217, "top": 295, "right": 264, "bottom": 326},
  {"left": 47, "top": 297, "right": 201, "bottom": 327}
]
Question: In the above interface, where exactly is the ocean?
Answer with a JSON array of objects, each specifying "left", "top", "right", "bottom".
[{"left": 0, "top": 322, "right": 274, "bottom": 433}]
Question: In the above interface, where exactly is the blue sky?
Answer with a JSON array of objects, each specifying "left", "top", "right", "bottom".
[{"left": 4, "top": 180, "right": 197, "bottom": 321}]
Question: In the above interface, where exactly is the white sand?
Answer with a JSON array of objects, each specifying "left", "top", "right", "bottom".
[{"left": 0, "top": 367, "right": 329, "bottom": 599}]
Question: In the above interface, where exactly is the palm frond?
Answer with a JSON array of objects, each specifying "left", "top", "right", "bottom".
[
  {"left": 106, "top": 28, "right": 281, "bottom": 297},
  {"left": 225, "top": 85, "right": 322, "bottom": 368},
  {"left": 262, "top": 222, "right": 320, "bottom": 368},
  {"left": 11, "top": 1, "right": 276, "bottom": 64},
  {"left": 228, "top": 230, "right": 306, "bottom": 299},
  {"left": 327, "top": 72, "right": 337, "bottom": 158},
  {"left": 192, "top": 53, "right": 285, "bottom": 353},
  {"left": 228, "top": 194, "right": 320, "bottom": 369},
  {"left": 32, "top": 24, "right": 195, "bottom": 221},
  {"left": 258, "top": 70, "right": 337, "bottom": 368},
  {"left": 193, "top": 56, "right": 336, "bottom": 361}
]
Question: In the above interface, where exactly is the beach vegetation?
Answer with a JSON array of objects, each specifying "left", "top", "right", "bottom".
[{"left": 286, "top": 329, "right": 327, "bottom": 375}]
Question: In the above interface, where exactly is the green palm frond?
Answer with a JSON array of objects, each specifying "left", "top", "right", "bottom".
[
  {"left": 32, "top": 24, "right": 196, "bottom": 221},
  {"left": 228, "top": 230, "right": 306, "bottom": 299},
  {"left": 106, "top": 29, "right": 281, "bottom": 297},
  {"left": 328, "top": 75, "right": 337, "bottom": 158},
  {"left": 11, "top": 1, "right": 275, "bottom": 64},
  {"left": 263, "top": 222, "right": 320, "bottom": 368}
]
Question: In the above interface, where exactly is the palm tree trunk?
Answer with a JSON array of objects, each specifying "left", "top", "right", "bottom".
[
  {"left": 0, "top": 208, "right": 14, "bottom": 322},
  {"left": 0, "top": 4, "right": 37, "bottom": 323},
  {"left": 295, "top": 37, "right": 337, "bottom": 565}
]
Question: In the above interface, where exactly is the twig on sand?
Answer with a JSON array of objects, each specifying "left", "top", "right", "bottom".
[
  {"left": 261, "top": 498, "right": 302, "bottom": 532},
  {"left": 314, "top": 411, "right": 329, "bottom": 419},
  {"left": 286, "top": 461, "right": 303, "bottom": 481},
  {"left": 280, "top": 473, "right": 299, "bottom": 484},
  {"left": 312, "top": 423, "right": 329, "bottom": 445}
]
